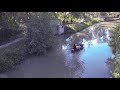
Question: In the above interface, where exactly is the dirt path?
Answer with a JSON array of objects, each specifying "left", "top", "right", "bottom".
[{"left": 0, "top": 37, "right": 24, "bottom": 49}]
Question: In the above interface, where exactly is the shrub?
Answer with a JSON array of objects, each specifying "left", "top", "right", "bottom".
[
  {"left": 0, "top": 28, "right": 22, "bottom": 45},
  {"left": 108, "top": 24, "right": 120, "bottom": 78},
  {"left": 108, "top": 54, "right": 120, "bottom": 78},
  {"left": 25, "top": 12, "right": 55, "bottom": 55},
  {"left": 0, "top": 29, "right": 13, "bottom": 42},
  {"left": 0, "top": 41, "right": 26, "bottom": 72}
]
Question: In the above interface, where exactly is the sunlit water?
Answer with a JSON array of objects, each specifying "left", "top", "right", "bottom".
[
  {"left": 61, "top": 25, "right": 113, "bottom": 78},
  {"left": 0, "top": 23, "right": 113, "bottom": 78}
]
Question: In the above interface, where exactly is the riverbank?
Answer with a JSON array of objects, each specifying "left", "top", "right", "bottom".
[
  {"left": 64, "top": 20, "right": 120, "bottom": 34},
  {"left": 0, "top": 38, "right": 26, "bottom": 72},
  {"left": 0, "top": 34, "right": 70, "bottom": 78},
  {"left": 0, "top": 20, "right": 119, "bottom": 75},
  {"left": 106, "top": 22, "right": 120, "bottom": 78}
]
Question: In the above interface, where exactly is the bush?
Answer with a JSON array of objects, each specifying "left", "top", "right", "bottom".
[
  {"left": 0, "top": 12, "right": 23, "bottom": 44},
  {"left": 0, "top": 40, "right": 26, "bottom": 72},
  {"left": 25, "top": 13, "right": 55, "bottom": 55},
  {"left": 108, "top": 24, "right": 120, "bottom": 78},
  {"left": 0, "top": 28, "right": 22, "bottom": 45},
  {"left": 0, "top": 29, "right": 13, "bottom": 42},
  {"left": 107, "top": 54, "right": 120, "bottom": 78}
]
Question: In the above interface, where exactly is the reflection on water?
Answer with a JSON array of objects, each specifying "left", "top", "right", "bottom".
[
  {"left": 62, "top": 26, "right": 113, "bottom": 78},
  {"left": 0, "top": 23, "right": 113, "bottom": 78}
]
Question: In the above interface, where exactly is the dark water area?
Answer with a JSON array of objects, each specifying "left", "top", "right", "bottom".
[{"left": 0, "top": 23, "right": 114, "bottom": 78}]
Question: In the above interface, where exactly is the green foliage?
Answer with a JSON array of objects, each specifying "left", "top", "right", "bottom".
[
  {"left": 0, "top": 12, "right": 19, "bottom": 30},
  {"left": 0, "top": 28, "right": 22, "bottom": 43},
  {"left": 1, "top": 12, "right": 120, "bottom": 72},
  {"left": 0, "top": 12, "right": 56, "bottom": 71},
  {"left": 55, "top": 12, "right": 73, "bottom": 21},
  {"left": 109, "top": 24, "right": 120, "bottom": 54},
  {"left": 0, "top": 12, "right": 23, "bottom": 44},
  {"left": 108, "top": 24, "right": 120, "bottom": 78},
  {"left": 0, "top": 40, "right": 26, "bottom": 72},
  {"left": 25, "top": 12, "right": 55, "bottom": 55},
  {"left": 108, "top": 54, "right": 120, "bottom": 78}
]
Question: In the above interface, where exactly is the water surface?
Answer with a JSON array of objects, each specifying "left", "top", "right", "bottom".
[{"left": 0, "top": 23, "right": 113, "bottom": 78}]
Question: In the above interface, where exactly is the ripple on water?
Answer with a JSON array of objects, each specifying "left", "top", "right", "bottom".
[
  {"left": 0, "top": 23, "right": 114, "bottom": 78},
  {"left": 62, "top": 25, "right": 113, "bottom": 78}
]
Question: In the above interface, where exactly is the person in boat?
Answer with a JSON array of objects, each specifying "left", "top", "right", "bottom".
[
  {"left": 73, "top": 44, "right": 77, "bottom": 49},
  {"left": 80, "top": 44, "right": 83, "bottom": 47},
  {"left": 73, "top": 44, "right": 81, "bottom": 49}
]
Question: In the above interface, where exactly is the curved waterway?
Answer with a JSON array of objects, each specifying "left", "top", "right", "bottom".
[{"left": 0, "top": 23, "right": 114, "bottom": 78}]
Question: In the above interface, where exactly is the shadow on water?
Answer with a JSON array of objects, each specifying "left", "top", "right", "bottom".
[{"left": 0, "top": 23, "right": 114, "bottom": 78}]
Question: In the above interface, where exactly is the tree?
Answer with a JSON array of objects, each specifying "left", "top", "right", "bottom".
[
  {"left": 25, "top": 12, "right": 55, "bottom": 55},
  {"left": 109, "top": 23, "right": 120, "bottom": 78}
]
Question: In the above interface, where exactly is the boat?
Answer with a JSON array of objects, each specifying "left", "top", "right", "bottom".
[{"left": 71, "top": 44, "right": 84, "bottom": 52}]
